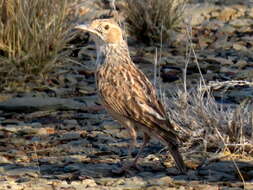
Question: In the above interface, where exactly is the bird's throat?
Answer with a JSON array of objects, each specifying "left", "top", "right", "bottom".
[
  {"left": 95, "top": 45, "right": 108, "bottom": 67},
  {"left": 95, "top": 42, "right": 130, "bottom": 68}
]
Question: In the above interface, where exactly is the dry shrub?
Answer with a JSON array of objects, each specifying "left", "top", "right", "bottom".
[
  {"left": 0, "top": 0, "right": 72, "bottom": 91},
  {"left": 166, "top": 85, "right": 253, "bottom": 155},
  {"left": 124, "top": 0, "right": 186, "bottom": 44}
]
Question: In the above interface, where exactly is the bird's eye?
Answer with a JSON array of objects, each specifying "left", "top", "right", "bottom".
[{"left": 104, "top": 25, "right": 110, "bottom": 30}]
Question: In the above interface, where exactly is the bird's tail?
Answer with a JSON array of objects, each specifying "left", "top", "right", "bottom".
[
  {"left": 152, "top": 121, "right": 187, "bottom": 173},
  {"left": 167, "top": 145, "right": 187, "bottom": 174}
]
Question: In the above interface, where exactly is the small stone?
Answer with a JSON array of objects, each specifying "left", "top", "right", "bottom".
[
  {"left": 146, "top": 186, "right": 164, "bottom": 190},
  {"left": 166, "top": 167, "right": 180, "bottom": 175},
  {"left": 235, "top": 60, "right": 248, "bottom": 69},
  {"left": 173, "top": 175, "right": 188, "bottom": 181},
  {"left": 64, "top": 163, "right": 83, "bottom": 172},
  {"left": 79, "top": 163, "right": 115, "bottom": 178},
  {"left": 230, "top": 19, "right": 253, "bottom": 27},
  {"left": 210, "top": 11, "right": 219, "bottom": 18},
  {"left": 122, "top": 176, "right": 147, "bottom": 188},
  {"left": 1, "top": 119, "right": 21, "bottom": 125},
  {"left": 0, "top": 156, "right": 11, "bottom": 164},
  {"left": 202, "top": 20, "right": 224, "bottom": 30},
  {"left": 148, "top": 176, "right": 173, "bottom": 186},
  {"left": 102, "top": 120, "right": 120, "bottom": 130},
  {"left": 96, "top": 177, "right": 125, "bottom": 186},
  {"left": 233, "top": 43, "right": 247, "bottom": 51},
  {"left": 0, "top": 97, "right": 84, "bottom": 112},
  {"left": 138, "top": 171, "right": 154, "bottom": 178},
  {"left": 199, "top": 169, "right": 236, "bottom": 181},
  {"left": 245, "top": 182, "right": 253, "bottom": 190},
  {"left": 202, "top": 161, "right": 237, "bottom": 173},
  {"left": 218, "top": 7, "right": 237, "bottom": 22},
  {"left": 184, "top": 3, "right": 218, "bottom": 26},
  {"left": 187, "top": 170, "right": 199, "bottom": 180},
  {"left": 63, "top": 120, "right": 78, "bottom": 126},
  {"left": 37, "top": 127, "right": 55, "bottom": 135},
  {"left": 15, "top": 177, "right": 31, "bottom": 183},
  {"left": 78, "top": 85, "right": 96, "bottom": 95},
  {"left": 212, "top": 36, "right": 232, "bottom": 49},
  {"left": 205, "top": 56, "right": 233, "bottom": 65},
  {"left": 219, "top": 24, "right": 236, "bottom": 34},
  {"left": 232, "top": 4, "right": 246, "bottom": 17},
  {"left": 29, "top": 122, "right": 42, "bottom": 128},
  {"left": 196, "top": 184, "right": 220, "bottom": 190},
  {"left": 247, "top": 7, "right": 253, "bottom": 18},
  {"left": 6, "top": 167, "right": 39, "bottom": 178},
  {"left": 61, "top": 132, "right": 81, "bottom": 140},
  {"left": 79, "top": 179, "right": 97, "bottom": 187}
]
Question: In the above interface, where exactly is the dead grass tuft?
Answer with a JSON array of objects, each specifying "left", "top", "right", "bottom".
[
  {"left": 167, "top": 86, "right": 253, "bottom": 155},
  {"left": 124, "top": 0, "right": 186, "bottom": 45},
  {"left": 0, "top": 0, "right": 73, "bottom": 91}
]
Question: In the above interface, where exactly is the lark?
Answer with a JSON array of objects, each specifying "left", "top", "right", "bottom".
[{"left": 75, "top": 19, "right": 187, "bottom": 173}]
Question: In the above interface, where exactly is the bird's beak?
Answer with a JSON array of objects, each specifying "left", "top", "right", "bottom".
[
  {"left": 75, "top": 24, "right": 103, "bottom": 40},
  {"left": 75, "top": 24, "right": 97, "bottom": 35},
  {"left": 75, "top": 23, "right": 104, "bottom": 43},
  {"left": 75, "top": 24, "right": 89, "bottom": 31},
  {"left": 75, "top": 24, "right": 91, "bottom": 32}
]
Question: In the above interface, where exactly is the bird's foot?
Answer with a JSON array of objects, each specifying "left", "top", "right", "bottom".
[{"left": 112, "top": 161, "right": 143, "bottom": 175}]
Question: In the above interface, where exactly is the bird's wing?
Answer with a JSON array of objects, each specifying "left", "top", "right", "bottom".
[{"left": 97, "top": 59, "right": 179, "bottom": 143}]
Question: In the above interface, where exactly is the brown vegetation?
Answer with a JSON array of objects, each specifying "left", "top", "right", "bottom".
[
  {"left": 124, "top": 0, "right": 186, "bottom": 44},
  {"left": 0, "top": 0, "right": 72, "bottom": 90}
]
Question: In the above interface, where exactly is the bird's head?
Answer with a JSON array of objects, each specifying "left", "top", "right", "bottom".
[{"left": 75, "top": 19, "right": 123, "bottom": 46}]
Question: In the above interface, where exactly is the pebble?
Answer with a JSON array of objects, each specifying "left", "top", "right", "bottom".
[
  {"left": 244, "top": 182, "right": 253, "bottom": 190},
  {"left": 233, "top": 43, "right": 247, "bottom": 51},
  {"left": 166, "top": 167, "right": 181, "bottom": 175},
  {"left": 5, "top": 167, "right": 39, "bottom": 178},
  {"left": 229, "top": 18, "right": 253, "bottom": 27},
  {"left": 96, "top": 177, "right": 125, "bottom": 186},
  {"left": 60, "top": 132, "right": 81, "bottom": 140},
  {"left": 148, "top": 176, "right": 173, "bottom": 186},
  {"left": 63, "top": 119, "right": 79, "bottom": 126},
  {"left": 121, "top": 177, "right": 147, "bottom": 188},
  {"left": 219, "top": 24, "right": 236, "bottom": 33},
  {"left": 80, "top": 179, "right": 97, "bottom": 187},
  {"left": 0, "top": 156, "right": 12, "bottom": 164}
]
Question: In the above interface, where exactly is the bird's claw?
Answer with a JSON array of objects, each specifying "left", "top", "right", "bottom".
[{"left": 112, "top": 161, "right": 143, "bottom": 175}]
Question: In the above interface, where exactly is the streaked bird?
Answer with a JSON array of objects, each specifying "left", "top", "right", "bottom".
[{"left": 75, "top": 19, "right": 187, "bottom": 173}]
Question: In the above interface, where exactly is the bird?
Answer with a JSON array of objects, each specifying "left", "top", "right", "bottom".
[{"left": 75, "top": 19, "right": 187, "bottom": 173}]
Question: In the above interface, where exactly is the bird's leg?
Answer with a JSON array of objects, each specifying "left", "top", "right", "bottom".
[
  {"left": 113, "top": 125, "right": 138, "bottom": 174},
  {"left": 132, "top": 132, "right": 150, "bottom": 166},
  {"left": 119, "top": 132, "right": 150, "bottom": 174},
  {"left": 125, "top": 126, "right": 137, "bottom": 163}
]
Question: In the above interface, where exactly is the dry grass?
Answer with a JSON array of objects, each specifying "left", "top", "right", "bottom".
[
  {"left": 162, "top": 22, "right": 253, "bottom": 157},
  {"left": 167, "top": 86, "right": 253, "bottom": 154},
  {"left": 151, "top": 21, "right": 253, "bottom": 161},
  {"left": 124, "top": 0, "right": 186, "bottom": 45},
  {"left": 0, "top": 0, "right": 73, "bottom": 91}
]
